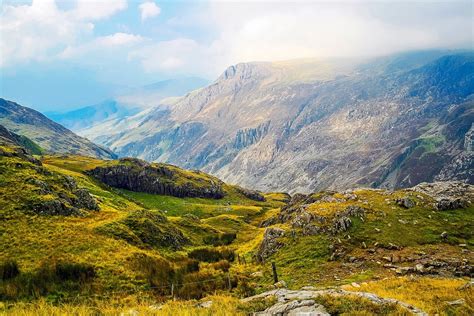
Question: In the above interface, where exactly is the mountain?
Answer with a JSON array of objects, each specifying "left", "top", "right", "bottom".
[
  {"left": 87, "top": 51, "right": 474, "bottom": 193},
  {"left": 0, "top": 124, "right": 43, "bottom": 155},
  {"left": 46, "top": 77, "right": 210, "bottom": 134},
  {"left": 45, "top": 100, "right": 141, "bottom": 132},
  {"left": 115, "top": 76, "right": 210, "bottom": 108},
  {"left": 0, "top": 98, "right": 116, "bottom": 159}
]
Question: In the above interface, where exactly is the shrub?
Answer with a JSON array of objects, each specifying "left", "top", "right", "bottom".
[
  {"left": 0, "top": 260, "right": 20, "bottom": 280},
  {"left": 210, "top": 260, "right": 231, "bottom": 272},
  {"left": 204, "top": 233, "right": 237, "bottom": 246},
  {"left": 188, "top": 248, "right": 235, "bottom": 263},
  {"left": 132, "top": 254, "right": 175, "bottom": 295},
  {"left": 55, "top": 262, "right": 95, "bottom": 282}
]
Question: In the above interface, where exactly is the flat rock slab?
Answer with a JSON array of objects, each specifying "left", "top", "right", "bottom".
[{"left": 243, "top": 288, "right": 427, "bottom": 316}]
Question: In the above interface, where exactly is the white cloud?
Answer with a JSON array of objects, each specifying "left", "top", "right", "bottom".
[
  {"left": 139, "top": 1, "right": 161, "bottom": 21},
  {"left": 0, "top": 0, "right": 128, "bottom": 67},
  {"left": 60, "top": 33, "right": 144, "bottom": 59},
  {"left": 132, "top": 1, "right": 472, "bottom": 78},
  {"left": 75, "top": 0, "right": 127, "bottom": 21}
]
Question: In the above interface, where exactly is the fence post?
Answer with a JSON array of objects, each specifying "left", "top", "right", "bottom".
[
  {"left": 171, "top": 283, "right": 174, "bottom": 299},
  {"left": 271, "top": 262, "right": 278, "bottom": 284},
  {"left": 227, "top": 272, "right": 232, "bottom": 290}
]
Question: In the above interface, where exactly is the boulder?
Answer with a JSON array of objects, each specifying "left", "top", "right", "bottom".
[
  {"left": 256, "top": 228, "right": 285, "bottom": 262},
  {"left": 396, "top": 197, "right": 416, "bottom": 208},
  {"left": 436, "top": 198, "right": 468, "bottom": 211}
]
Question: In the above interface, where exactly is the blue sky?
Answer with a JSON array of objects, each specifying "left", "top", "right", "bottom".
[{"left": 0, "top": 0, "right": 472, "bottom": 111}]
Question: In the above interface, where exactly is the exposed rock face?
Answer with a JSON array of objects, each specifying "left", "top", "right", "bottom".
[
  {"left": 86, "top": 158, "right": 225, "bottom": 199},
  {"left": 243, "top": 288, "right": 428, "bottom": 316},
  {"left": 235, "top": 186, "right": 266, "bottom": 201},
  {"left": 0, "top": 98, "right": 116, "bottom": 159},
  {"left": 409, "top": 181, "right": 473, "bottom": 210},
  {"left": 256, "top": 228, "right": 286, "bottom": 262},
  {"left": 85, "top": 52, "right": 474, "bottom": 193}
]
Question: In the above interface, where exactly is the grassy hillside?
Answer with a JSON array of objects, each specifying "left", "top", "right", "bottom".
[{"left": 1, "top": 142, "right": 473, "bottom": 315}]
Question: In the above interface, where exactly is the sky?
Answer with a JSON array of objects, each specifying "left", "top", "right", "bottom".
[{"left": 0, "top": 0, "right": 472, "bottom": 111}]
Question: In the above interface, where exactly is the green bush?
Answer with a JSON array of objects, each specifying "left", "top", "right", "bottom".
[
  {"left": 0, "top": 260, "right": 20, "bottom": 280},
  {"left": 188, "top": 248, "right": 235, "bottom": 263},
  {"left": 55, "top": 262, "right": 95, "bottom": 282},
  {"left": 203, "top": 233, "right": 237, "bottom": 246}
]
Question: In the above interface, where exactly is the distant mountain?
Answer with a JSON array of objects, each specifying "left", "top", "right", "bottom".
[
  {"left": 115, "top": 77, "right": 210, "bottom": 108},
  {"left": 87, "top": 51, "right": 473, "bottom": 193},
  {"left": 46, "top": 77, "right": 209, "bottom": 133},
  {"left": 45, "top": 100, "right": 140, "bottom": 132},
  {"left": 0, "top": 98, "right": 116, "bottom": 159}
]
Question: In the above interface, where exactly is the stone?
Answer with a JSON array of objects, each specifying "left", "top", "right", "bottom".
[
  {"left": 436, "top": 198, "right": 468, "bottom": 211},
  {"left": 396, "top": 197, "right": 416, "bottom": 208},
  {"left": 196, "top": 300, "right": 213, "bottom": 308},
  {"left": 440, "top": 231, "right": 448, "bottom": 239},
  {"left": 256, "top": 228, "right": 286, "bottom": 262},
  {"left": 251, "top": 271, "right": 264, "bottom": 278},
  {"left": 351, "top": 282, "right": 360, "bottom": 288},
  {"left": 274, "top": 280, "right": 287, "bottom": 288},
  {"left": 415, "top": 264, "right": 424, "bottom": 273},
  {"left": 446, "top": 299, "right": 465, "bottom": 306}
]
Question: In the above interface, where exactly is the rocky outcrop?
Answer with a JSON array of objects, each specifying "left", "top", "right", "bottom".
[
  {"left": 409, "top": 181, "right": 473, "bottom": 210},
  {"left": 243, "top": 288, "right": 428, "bottom": 316},
  {"left": 236, "top": 186, "right": 266, "bottom": 201},
  {"left": 86, "top": 158, "right": 225, "bottom": 199},
  {"left": 256, "top": 228, "right": 286, "bottom": 262}
]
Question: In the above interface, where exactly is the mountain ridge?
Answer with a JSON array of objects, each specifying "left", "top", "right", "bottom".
[
  {"left": 83, "top": 51, "right": 473, "bottom": 193},
  {"left": 0, "top": 98, "right": 116, "bottom": 159}
]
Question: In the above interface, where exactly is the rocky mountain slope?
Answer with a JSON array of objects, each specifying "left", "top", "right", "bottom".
[
  {"left": 45, "top": 77, "right": 209, "bottom": 134},
  {"left": 0, "top": 98, "right": 116, "bottom": 159},
  {"left": 87, "top": 51, "right": 473, "bottom": 193},
  {"left": 1, "top": 136, "right": 472, "bottom": 314}
]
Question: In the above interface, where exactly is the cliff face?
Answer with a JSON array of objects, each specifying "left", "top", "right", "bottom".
[
  {"left": 86, "top": 158, "right": 225, "bottom": 199},
  {"left": 85, "top": 52, "right": 474, "bottom": 193}
]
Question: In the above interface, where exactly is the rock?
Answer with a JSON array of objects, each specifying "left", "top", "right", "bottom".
[
  {"left": 415, "top": 264, "right": 424, "bottom": 273},
  {"left": 436, "top": 198, "right": 468, "bottom": 211},
  {"left": 410, "top": 182, "right": 474, "bottom": 204},
  {"left": 396, "top": 267, "right": 414, "bottom": 275},
  {"left": 440, "top": 231, "right": 448, "bottom": 239},
  {"left": 396, "top": 197, "right": 416, "bottom": 208},
  {"left": 236, "top": 186, "right": 266, "bottom": 201},
  {"left": 351, "top": 282, "right": 360, "bottom": 288},
  {"left": 251, "top": 271, "right": 264, "bottom": 278},
  {"left": 301, "top": 286, "right": 316, "bottom": 290},
  {"left": 257, "top": 299, "right": 329, "bottom": 316},
  {"left": 256, "top": 228, "right": 286, "bottom": 262},
  {"left": 274, "top": 280, "right": 287, "bottom": 288},
  {"left": 73, "top": 188, "right": 99, "bottom": 211},
  {"left": 196, "top": 300, "right": 213, "bottom": 308},
  {"left": 446, "top": 298, "right": 465, "bottom": 306},
  {"left": 86, "top": 159, "right": 225, "bottom": 199},
  {"left": 32, "top": 199, "right": 83, "bottom": 216},
  {"left": 148, "top": 305, "right": 163, "bottom": 311}
]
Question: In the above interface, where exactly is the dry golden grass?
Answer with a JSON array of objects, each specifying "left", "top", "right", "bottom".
[
  {"left": 0, "top": 295, "right": 244, "bottom": 316},
  {"left": 343, "top": 277, "right": 474, "bottom": 315}
]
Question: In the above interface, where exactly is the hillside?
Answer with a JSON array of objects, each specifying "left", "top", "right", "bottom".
[
  {"left": 0, "top": 98, "right": 116, "bottom": 159},
  {"left": 1, "top": 139, "right": 472, "bottom": 315},
  {"left": 86, "top": 51, "right": 474, "bottom": 193}
]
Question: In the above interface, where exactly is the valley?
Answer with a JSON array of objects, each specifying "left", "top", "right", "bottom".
[{"left": 0, "top": 129, "right": 472, "bottom": 315}]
